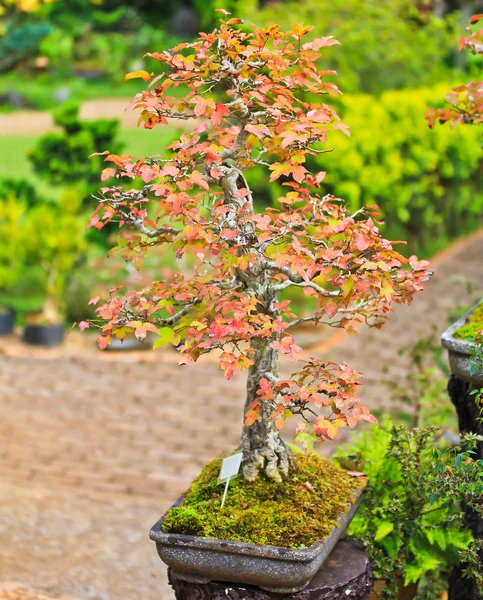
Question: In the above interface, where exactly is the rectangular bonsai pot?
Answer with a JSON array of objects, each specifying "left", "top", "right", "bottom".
[
  {"left": 441, "top": 299, "right": 483, "bottom": 386},
  {"left": 149, "top": 486, "right": 364, "bottom": 593}
]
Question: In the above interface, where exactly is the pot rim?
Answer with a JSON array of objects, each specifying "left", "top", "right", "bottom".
[
  {"left": 441, "top": 299, "right": 483, "bottom": 355},
  {"left": 23, "top": 322, "right": 65, "bottom": 330},
  {"left": 149, "top": 485, "right": 364, "bottom": 562}
]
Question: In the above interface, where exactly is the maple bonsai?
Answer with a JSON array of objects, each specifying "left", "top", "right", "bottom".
[
  {"left": 426, "top": 13, "right": 483, "bottom": 132},
  {"left": 86, "top": 15, "right": 428, "bottom": 482}
]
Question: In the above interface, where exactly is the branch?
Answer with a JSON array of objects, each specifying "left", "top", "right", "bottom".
[
  {"left": 151, "top": 300, "right": 201, "bottom": 327},
  {"left": 285, "top": 299, "right": 373, "bottom": 329},
  {"left": 271, "top": 278, "right": 341, "bottom": 296},
  {"left": 260, "top": 259, "right": 304, "bottom": 284},
  {"left": 128, "top": 217, "right": 180, "bottom": 238}
]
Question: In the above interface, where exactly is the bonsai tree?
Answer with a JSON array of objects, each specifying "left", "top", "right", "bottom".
[
  {"left": 87, "top": 14, "right": 429, "bottom": 481},
  {"left": 427, "top": 13, "right": 483, "bottom": 131}
]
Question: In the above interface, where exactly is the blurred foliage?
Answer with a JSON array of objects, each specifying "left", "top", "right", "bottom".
[
  {"left": 379, "top": 327, "right": 455, "bottom": 435},
  {"left": 321, "top": 85, "right": 483, "bottom": 254},
  {"left": 18, "top": 189, "right": 88, "bottom": 323},
  {"left": 0, "top": 194, "right": 27, "bottom": 301},
  {"left": 251, "top": 0, "right": 462, "bottom": 94},
  {"left": 1, "top": 0, "right": 467, "bottom": 92},
  {"left": 247, "top": 83, "right": 483, "bottom": 256},
  {"left": 29, "top": 101, "right": 122, "bottom": 190},
  {"left": 0, "top": 18, "right": 50, "bottom": 72},
  {"left": 0, "top": 176, "right": 40, "bottom": 206}
]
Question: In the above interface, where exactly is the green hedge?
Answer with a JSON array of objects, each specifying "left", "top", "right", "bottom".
[
  {"left": 319, "top": 84, "right": 483, "bottom": 255},
  {"left": 248, "top": 84, "right": 483, "bottom": 256}
]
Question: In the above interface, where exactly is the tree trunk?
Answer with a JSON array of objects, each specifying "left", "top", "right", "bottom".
[{"left": 240, "top": 336, "right": 290, "bottom": 481}]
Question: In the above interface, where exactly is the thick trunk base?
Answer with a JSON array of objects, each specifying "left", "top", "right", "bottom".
[
  {"left": 240, "top": 337, "right": 290, "bottom": 481},
  {"left": 240, "top": 428, "right": 290, "bottom": 482}
]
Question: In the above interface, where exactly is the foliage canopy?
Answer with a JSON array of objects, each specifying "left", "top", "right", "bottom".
[{"left": 86, "top": 16, "right": 428, "bottom": 476}]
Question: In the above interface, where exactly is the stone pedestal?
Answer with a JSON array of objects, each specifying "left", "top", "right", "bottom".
[
  {"left": 447, "top": 374, "right": 483, "bottom": 600},
  {"left": 168, "top": 538, "right": 373, "bottom": 600}
]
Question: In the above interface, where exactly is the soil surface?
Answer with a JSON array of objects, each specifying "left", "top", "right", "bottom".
[{"left": 1, "top": 229, "right": 483, "bottom": 600}]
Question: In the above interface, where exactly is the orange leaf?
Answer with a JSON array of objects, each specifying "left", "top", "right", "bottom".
[
  {"left": 124, "top": 70, "right": 153, "bottom": 82},
  {"left": 245, "top": 409, "right": 260, "bottom": 427}
]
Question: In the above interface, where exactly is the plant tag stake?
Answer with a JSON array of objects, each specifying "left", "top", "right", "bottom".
[{"left": 218, "top": 452, "right": 243, "bottom": 508}]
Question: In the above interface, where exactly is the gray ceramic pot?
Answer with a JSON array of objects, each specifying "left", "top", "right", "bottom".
[
  {"left": 442, "top": 300, "right": 483, "bottom": 386},
  {"left": 150, "top": 487, "right": 364, "bottom": 593}
]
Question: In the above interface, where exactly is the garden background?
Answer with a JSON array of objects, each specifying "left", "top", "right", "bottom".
[{"left": 1, "top": 1, "right": 483, "bottom": 599}]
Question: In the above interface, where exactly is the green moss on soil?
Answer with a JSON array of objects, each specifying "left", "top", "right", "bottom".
[
  {"left": 161, "top": 452, "right": 365, "bottom": 549},
  {"left": 454, "top": 304, "right": 483, "bottom": 341}
]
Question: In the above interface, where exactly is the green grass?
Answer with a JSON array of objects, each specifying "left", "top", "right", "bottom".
[{"left": 0, "top": 127, "right": 180, "bottom": 199}]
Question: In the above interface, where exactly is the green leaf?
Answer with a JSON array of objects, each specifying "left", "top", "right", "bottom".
[
  {"left": 381, "top": 533, "right": 402, "bottom": 559},
  {"left": 432, "top": 528, "right": 448, "bottom": 551},
  {"left": 153, "top": 327, "right": 177, "bottom": 349},
  {"left": 404, "top": 564, "right": 425, "bottom": 585},
  {"left": 375, "top": 521, "right": 394, "bottom": 541}
]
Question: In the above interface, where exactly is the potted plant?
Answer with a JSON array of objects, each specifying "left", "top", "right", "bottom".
[
  {"left": 0, "top": 194, "right": 28, "bottom": 335},
  {"left": 85, "top": 16, "right": 429, "bottom": 592},
  {"left": 22, "top": 192, "right": 87, "bottom": 347},
  {"left": 441, "top": 300, "right": 483, "bottom": 386}
]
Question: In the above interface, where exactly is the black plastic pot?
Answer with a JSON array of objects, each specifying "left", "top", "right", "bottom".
[
  {"left": 0, "top": 308, "right": 15, "bottom": 336},
  {"left": 22, "top": 322, "right": 65, "bottom": 347}
]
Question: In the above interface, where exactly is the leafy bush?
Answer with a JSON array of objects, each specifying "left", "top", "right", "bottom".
[
  {"left": 0, "top": 19, "right": 50, "bottom": 73},
  {"left": 0, "top": 177, "right": 41, "bottom": 207},
  {"left": 29, "top": 101, "right": 122, "bottom": 190},
  {"left": 247, "top": 84, "right": 483, "bottom": 256},
  {"left": 0, "top": 194, "right": 27, "bottom": 307},
  {"left": 251, "top": 0, "right": 460, "bottom": 94},
  {"left": 297, "top": 84, "right": 482, "bottom": 255},
  {"left": 18, "top": 190, "right": 88, "bottom": 323},
  {"left": 335, "top": 420, "right": 483, "bottom": 599}
]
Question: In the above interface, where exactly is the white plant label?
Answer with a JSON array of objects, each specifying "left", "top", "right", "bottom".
[{"left": 218, "top": 452, "right": 243, "bottom": 508}]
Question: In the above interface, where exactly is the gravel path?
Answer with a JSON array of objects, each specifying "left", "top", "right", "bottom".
[
  {"left": 0, "top": 99, "right": 181, "bottom": 136},
  {"left": 1, "top": 229, "right": 482, "bottom": 599}
]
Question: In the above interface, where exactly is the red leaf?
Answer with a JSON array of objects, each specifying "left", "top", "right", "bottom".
[
  {"left": 353, "top": 231, "right": 371, "bottom": 251},
  {"left": 101, "top": 168, "right": 116, "bottom": 181},
  {"left": 333, "top": 123, "right": 350, "bottom": 137},
  {"left": 211, "top": 103, "right": 230, "bottom": 126}
]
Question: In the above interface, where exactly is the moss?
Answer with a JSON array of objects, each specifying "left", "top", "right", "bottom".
[
  {"left": 453, "top": 304, "right": 483, "bottom": 341},
  {"left": 162, "top": 452, "right": 365, "bottom": 549}
]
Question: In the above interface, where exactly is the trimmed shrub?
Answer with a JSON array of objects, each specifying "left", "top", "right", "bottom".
[{"left": 322, "top": 85, "right": 483, "bottom": 254}]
